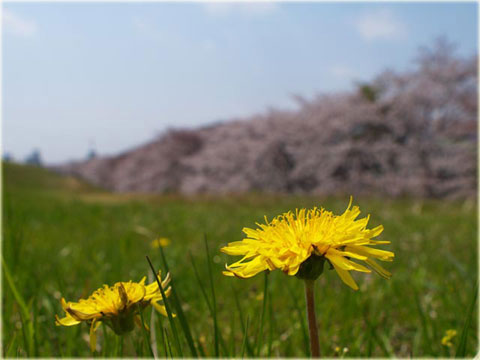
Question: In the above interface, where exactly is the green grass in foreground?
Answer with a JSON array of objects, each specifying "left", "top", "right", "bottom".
[{"left": 2, "top": 162, "right": 478, "bottom": 357}]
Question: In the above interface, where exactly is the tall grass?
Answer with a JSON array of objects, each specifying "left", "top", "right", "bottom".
[{"left": 2, "top": 163, "right": 478, "bottom": 357}]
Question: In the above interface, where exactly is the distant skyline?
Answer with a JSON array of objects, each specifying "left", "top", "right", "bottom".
[{"left": 3, "top": 2, "right": 477, "bottom": 164}]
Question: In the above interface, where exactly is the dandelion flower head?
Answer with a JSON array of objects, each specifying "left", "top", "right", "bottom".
[
  {"left": 441, "top": 329, "right": 457, "bottom": 347},
  {"left": 55, "top": 271, "right": 173, "bottom": 351},
  {"left": 221, "top": 198, "right": 394, "bottom": 290},
  {"left": 151, "top": 237, "right": 171, "bottom": 249}
]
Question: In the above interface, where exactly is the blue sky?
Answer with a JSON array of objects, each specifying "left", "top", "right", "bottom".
[{"left": 3, "top": 2, "right": 477, "bottom": 164}]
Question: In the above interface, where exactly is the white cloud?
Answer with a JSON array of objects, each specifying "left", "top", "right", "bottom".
[
  {"left": 356, "top": 9, "right": 407, "bottom": 41},
  {"left": 3, "top": 8, "right": 37, "bottom": 37},
  {"left": 202, "top": 2, "right": 279, "bottom": 18}
]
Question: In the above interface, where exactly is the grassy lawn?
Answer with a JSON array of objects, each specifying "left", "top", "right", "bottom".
[{"left": 2, "top": 162, "right": 477, "bottom": 357}]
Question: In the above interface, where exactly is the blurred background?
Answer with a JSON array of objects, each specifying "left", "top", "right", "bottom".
[
  {"left": 2, "top": 2, "right": 478, "bottom": 358},
  {"left": 3, "top": 2, "right": 477, "bottom": 199}
]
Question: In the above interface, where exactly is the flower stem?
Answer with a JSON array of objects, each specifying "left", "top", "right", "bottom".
[{"left": 305, "top": 279, "right": 320, "bottom": 358}]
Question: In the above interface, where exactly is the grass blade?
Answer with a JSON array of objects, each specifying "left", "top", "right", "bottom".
[
  {"left": 241, "top": 316, "right": 250, "bottom": 359},
  {"left": 158, "top": 323, "right": 168, "bottom": 358},
  {"left": 364, "top": 317, "right": 375, "bottom": 357},
  {"left": 191, "top": 250, "right": 230, "bottom": 356},
  {"left": 379, "top": 334, "right": 394, "bottom": 357},
  {"left": 132, "top": 332, "right": 142, "bottom": 357},
  {"left": 196, "top": 337, "right": 207, "bottom": 357},
  {"left": 19, "top": 311, "right": 29, "bottom": 357},
  {"left": 218, "top": 328, "right": 231, "bottom": 356},
  {"left": 2, "top": 257, "right": 34, "bottom": 357},
  {"left": 286, "top": 281, "right": 310, "bottom": 357},
  {"left": 164, "top": 328, "right": 174, "bottom": 358},
  {"left": 232, "top": 284, "right": 254, "bottom": 356},
  {"left": 190, "top": 252, "right": 213, "bottom": 314},
  {"left": 101, "top": 322, "right": 109, "bottom": 356},
  {"left": 32, "top": 299, "right": 39, "bottom": 357},
  {"left": 363, "top": 303, "right": 378, "bottom": 357},
  {"left": 204, "top": 234, "right": 220, "bottom": 357},
  {"left": 6, "top": 331, "right": 18, "bottom": 357},
  {"left": 150, "top": 299, "right": 159, "bottom": 358},
  {"left": 455, "top": 283, "right": 478, "bottom": 357},
  {"left": 138, "top": 307, "right": 155, "bottom": 358},
  {"left": 157, "top": 246, "right": 198, "bottom": 357},
  {"left": 114, "top": 333, "right": 124, "bottom": 357},
  {"left": 146, "top": 255, "right": 183, "bottom": 357},
  {"left": 414, "top": 288, "right": 433, "bottom": 354},
  {"left": 230, "top": 311, "right": 236, "bottom": 355},
  {"left": 120, "top": 336, "right": 124, "bottom": 357},
  {"left": 267, "top": 290, "right": 273, "bottom": 357},
  {"left": 255, "top": 271, "right": 269, "bottom": 357}
]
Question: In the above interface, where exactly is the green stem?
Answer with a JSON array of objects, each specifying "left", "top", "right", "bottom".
[{"left": 305, "top": 280, "right": 320, "bottom": 358}]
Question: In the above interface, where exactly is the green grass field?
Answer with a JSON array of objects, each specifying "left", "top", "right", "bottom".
[{"left": 2, "top": 162, "right": 478, "bottom": 357}]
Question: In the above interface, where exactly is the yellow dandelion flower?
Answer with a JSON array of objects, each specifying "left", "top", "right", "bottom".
[
  {"left": 55, "top": 271, "right": 174, "bottom": 351},
  {"left": 151, "top": 237, "right": 171, "bottom": 248},
  {"left": 221, "top": 197, "right": 394, "bottom": 290},
  {"left": 441, "top": 329, "right": 457, "bottom": 347}
]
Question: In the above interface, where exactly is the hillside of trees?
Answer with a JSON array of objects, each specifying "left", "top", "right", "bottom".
[{"left": 60, "top": 40, "right": 477, "bottom": 199}]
